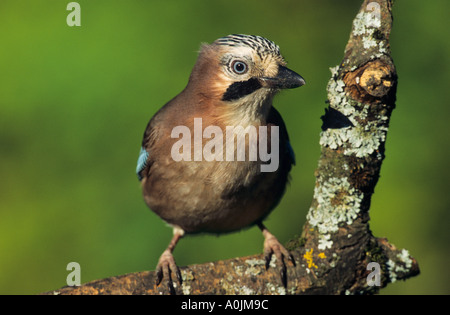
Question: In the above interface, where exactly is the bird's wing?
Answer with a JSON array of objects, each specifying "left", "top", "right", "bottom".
[
  {"left": 136, "top": 146, "right": 149, "bottom": 181},
  {"left": 136, "top": 117, "right": 159, "bottom": 181},
  {"left": 267, "top": 106, "right": 296, "bottom": 167}
]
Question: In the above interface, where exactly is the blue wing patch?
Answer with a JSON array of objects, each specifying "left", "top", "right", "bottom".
[
  {"left": 287, "top": 141, "right": 296, "bottom": 166},
  {"left": 136, "top": 146, "right": 149, "bottom": 181}
]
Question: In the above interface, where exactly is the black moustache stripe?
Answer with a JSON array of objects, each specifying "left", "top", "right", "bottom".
[{"left": 222, "top": 78, "right": 262, "bottom": 102}]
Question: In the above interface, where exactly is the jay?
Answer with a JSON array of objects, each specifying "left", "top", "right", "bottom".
[{"left": 136, "top": 34, "right": 305, "bottom": 292}]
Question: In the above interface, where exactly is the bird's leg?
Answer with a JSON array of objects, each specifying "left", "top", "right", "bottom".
[
  {"left": 258, "top": 222, "right": 295, "bottom": 287},
  {"left": 155, "top": 227, "right": 184, "bottom": 294}
]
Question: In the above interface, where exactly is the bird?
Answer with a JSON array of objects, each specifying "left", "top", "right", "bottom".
[{"left": 136, "top": 34, "right": 305, "bottom": 293}]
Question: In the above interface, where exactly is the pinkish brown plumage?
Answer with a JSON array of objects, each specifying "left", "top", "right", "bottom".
[{"left": 136, "top": 34, "right": 305, "bottom": 293}]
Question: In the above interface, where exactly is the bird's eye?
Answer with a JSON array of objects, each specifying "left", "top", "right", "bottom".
[{"left": 231, "top": 60, "right": 248, "bottom": 75}]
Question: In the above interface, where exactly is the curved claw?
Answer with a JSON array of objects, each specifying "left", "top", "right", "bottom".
[
  {"left": 156, "top": 250, "right": 182, "bottom": 295},
  {"left": 154, "top": 228, "right": 184, "bottom": 294},
  {"left": 259, "top": 224, "right": 295, "bottom": 287}
]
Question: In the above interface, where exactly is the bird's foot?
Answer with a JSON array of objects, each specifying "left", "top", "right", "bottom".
[
  {"left": 156, "top": 249, "right": 182, "bottom": 295},
  {"left": 261, "top": 229, "right": 295, "bottom": 287}
]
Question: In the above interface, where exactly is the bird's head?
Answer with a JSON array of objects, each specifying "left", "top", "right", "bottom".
[{"left": 187, "top": 34, "right": 305, "bottom": 124}]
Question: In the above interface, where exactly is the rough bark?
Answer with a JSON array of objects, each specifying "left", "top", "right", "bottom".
[{"left": 42, "top": 0, "right": 419, "bottom": 295}]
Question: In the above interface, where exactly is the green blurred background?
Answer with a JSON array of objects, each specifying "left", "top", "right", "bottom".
[{"left": 0, "top": 0, "right": 448, "bottom": 295}]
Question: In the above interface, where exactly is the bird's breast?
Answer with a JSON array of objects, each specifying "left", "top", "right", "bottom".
[{"left": 143, "top": 122, "right": 288, "bottom": 234}]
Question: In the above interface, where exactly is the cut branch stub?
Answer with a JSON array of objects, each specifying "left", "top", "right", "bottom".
[{"left": 344, "top": 59, "right": 396, "bottom": 101}]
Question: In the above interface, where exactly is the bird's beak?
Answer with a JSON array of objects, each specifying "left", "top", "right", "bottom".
[{"left": 260, "top": 65, "right": 305, "bottom": 89}]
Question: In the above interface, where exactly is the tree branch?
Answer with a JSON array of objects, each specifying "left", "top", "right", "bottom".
[{"left": 42, "top": 0, "right": 419, "bottom": 295}]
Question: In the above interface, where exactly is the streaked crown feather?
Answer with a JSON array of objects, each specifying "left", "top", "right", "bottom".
[{"left": 213, "top": 34, "right": 282, "bottom": 60}]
